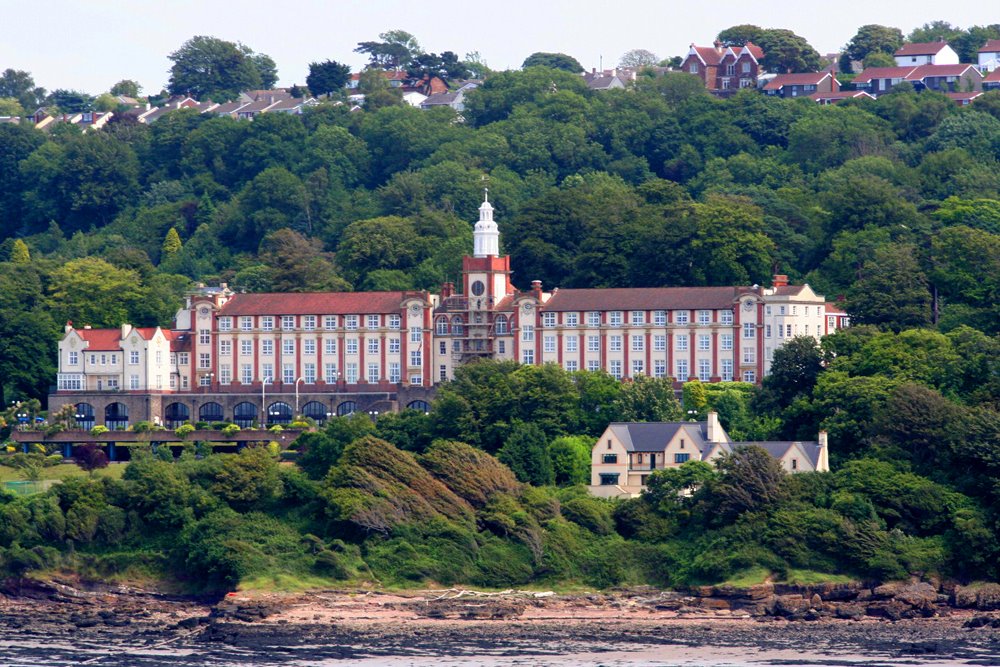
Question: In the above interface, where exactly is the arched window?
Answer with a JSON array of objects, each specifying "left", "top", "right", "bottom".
[
  {"left": 301, "top": 401, "right": 329, "bottom": 423},
  {"left": 199, "top": 402, "right": 224, "bottom": 423},
  {"left": 336, "top": 401, "right": 357, "bottom": 416},
  {"left": 233, "top": 402, "right": 258, "bottom": 428},
  {"left": 451, "top": 315, "right": 464, "bottom": 336},
  {"left": 164, "top": 402, "right": 190, "bottom": 428},
  {"left": 436, "top": 317, "right": 449, "bottom": 336},
  {"left": 406, "top": 400, "right": 431, "bottom": 413},
  {"left": 267, "top": 401, "right": 293, "bottom": 425},
  {"left": 74, "top": 403, "right": 95, "bottom": 430},
  {"left": 494, "top": 315, "right": 508, "bottom": 335},
  {"left": 105, "top": 402, "right": 129, "bottom": 430}
]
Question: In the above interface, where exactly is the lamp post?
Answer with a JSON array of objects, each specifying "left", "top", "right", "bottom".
[
  {"left": 686, "top": 409, "right": 698, "bottom": 422},
  {"left": 261, "top": 377, "right": 271, "bottom": 428},
  {"left": 295, "top": 377, "right": 304, "bottom": 416}
]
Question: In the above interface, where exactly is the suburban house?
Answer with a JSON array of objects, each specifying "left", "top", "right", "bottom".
[
  {"left": 809, "top": 90, "right": 875, "bottom": 104},
  {"left": 979, "top": 39, "right": 1000, "bottom": 72},
  {"left": 582, "top": 69, "right": 627, "bottom": 90},
  {"left": 946, "top": 92, "right": 983, "bottom": 106},
  {"left": 853, "top": 64, "right": 983, "bottom": 96},
  {"left": 763, "top": 72, "right": 839, "bottom": 98},
  {"left": 893, "top": 41, "right": 959, "bottom": 66},
  {"left": 588, "top": 412, "right": 829, "bottom": 498},
  {"left": 681, "top": 41, "right": 764, "bottom": 95},
  {"left": 52, "top": 194, "right": 848, "bottom": 430},
  {"left": 907, "top": 64, "right": 982, "bottom": 92},
  {"left": 984, "top": 68, "right": 1000, "bottom": 91},
  {"left": 421, "top": 91, "right": 466, "bottom": 111},
  {"left": 402, "top": 91, "right": 427, "bottom": 108}
]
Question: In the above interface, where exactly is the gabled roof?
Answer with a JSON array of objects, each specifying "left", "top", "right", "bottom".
[
  {"left": 762, "top": 72, "right": 831, "bottom": 90},
  {"left": 734, "top": 441, "right": 823, "bottom": 469},
  {"left": 980, "top": 39, "right": 1000, "bottom": 53},
  {"left": 586, "top": 75, "right": 623, "bottom": 89},
  {"left": 985, "top": 68, "right": 1000, "bottom": 83},
  {"left": 742, "top": 42, "right": 764, "bottom": 61},
  {"left": 541, "top": 286, "right": 743, "bottom": 312},
  {"left": 218, "top": 291, "right": 411, "bottom": 316},
  {"left": 74, "top": 328, "right": 121, "bottom": 351},
  {"left": 422, "top": 92, "right": 460, "bottom": 106},
  {"left": 852, "top": 66, "right": 917, "bottom": 83},
  {"left": 894, "top": 41, "right": 951, "bottom": 56},
  {"left": 905, "top": 63, "right": 980, "bottom": 80},
  {"left": 608, "top": 422, "right": 719, "bottom": 454},
  {"left": 825, "top": 302, "right": 847, "bottom": 315},
  {"left": 688, "top": 44, "right": 723, "bottom": 66}
]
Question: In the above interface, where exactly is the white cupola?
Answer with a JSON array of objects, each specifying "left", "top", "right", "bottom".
[{"left": 473, "top": 188, "right": 500, "bottom": 258}]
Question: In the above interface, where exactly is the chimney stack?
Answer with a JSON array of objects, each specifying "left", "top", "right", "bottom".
[
  {"left": 772, "top": 274, "right": 789, "bottom": 288},
  {"left": 441, "top": 282, "right": 454, "bottom": 298},
  {"left": 817, "top": 430, "right": 829, "bottom": 472},
  {"left": 706, "top": 411, "right": 724, "bottom": 443},
  {"left": 65, "top": 321, "right": 73, "bottom": 334},
  {"left": 121, "top": 323, "right": 132, "bottom": 339},
  {"left": 531, "top": 280, "right": 543, "bottom": 299}
]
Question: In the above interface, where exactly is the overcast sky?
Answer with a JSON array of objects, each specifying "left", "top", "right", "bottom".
[{"left": 0, "top": 0, "right": 989, "bottom": 94}]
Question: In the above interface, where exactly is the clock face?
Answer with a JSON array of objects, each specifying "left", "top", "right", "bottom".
[
  {"left": 742, "top": 300, "right": 754, "bottom": 311},
  {"left": 198, "top": 306, "right": 210, "bottom": 316},
  {"left": 471, "top": 280, "right": 485, "bottom": 296}
]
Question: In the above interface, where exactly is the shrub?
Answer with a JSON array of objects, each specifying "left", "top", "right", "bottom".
[
  {"left": 561, "top": 496, "right": 615, "bottom": 535},
  {"left": 175, "top": 424, "right": 196, "bottom": 439},
  {"left": 419, "top": 440, "right": 521, "bottom": 508},
  {"left": 90, "top": 425, "right": 109, "bottom": 437},
  {"left": 221, "top": 424, "right": 240, "bottom": 437},
  {"left": 75, "top": 444, "right": 109, "bottom": 473}
]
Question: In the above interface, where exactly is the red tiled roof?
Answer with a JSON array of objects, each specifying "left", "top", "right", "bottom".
[
  {"left": 541, "top": 286, "right": 742, "bottom": 312},
  {"left": 772, "top": 285, "right": 807, "bottom": 296},
  {"left": 218, "top": 292, "right": 409, "bottom": 316},
  {"left": 76, "top": 328, "right": 121, "bottom": 351},
  {"left": 905, "top": 64, "right": 978, "bottom": 80},
  {"left": 825, "top": 302, "right": 847, "bottom": 315},
  {"left": 743, "top": 42, "right": 764, "bottom": 60},
  {"left": 852, "top": 66, "right": 917, "bottom": 83},
  {"left": 762, "top": 72, "right": 830, "bottom": 90},
  {"left": 894, "top": 41, "right": 950, "bottom": 56},
  {"left": 945, "top": 92, "right": 982, "bottom": 100},
  {"left": 690, "top": 45, "right": 723, "bottom": 66},
  {"left": 983, "top": 69, "right": 1000, "bottom": 83},
  {"left": 980, "top": 40, "right": 1000, "bottom": 53}
]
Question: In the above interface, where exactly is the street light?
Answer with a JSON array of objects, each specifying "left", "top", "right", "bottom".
[
  {"left": 686, "top": 409, "right": 698, "bottom": 422},
  {"left": 261, "top": 377, "right": 271, "bottom": 428},
  {"left": 294, "top": 377, "right": 304, "bottom": 415}
]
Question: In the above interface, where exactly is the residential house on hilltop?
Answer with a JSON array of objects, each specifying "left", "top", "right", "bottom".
[
  {"left": 984, "top": 68, "right": 1000, "bottom": 91},
  {"left": 853, "top": 64, "right": 983, "bottom": 96},
  {"left": 893, "top": 41, "right": 959, "bottom": 66},
  {"left": 809, "top": 90, "right": 875, "bottom": 105},
  {"left": 589, "top": 412, "right": 829, "bottom": 498},
  {"left": 681, "top": 41, "right": 764, "bottom": 95},
  {"left": 582, "top": 69, "right": 627, "bottom": 90},
  {"left": 946, "top": 92, "right": 983, "bottom": 106},
  {"left": 763, "top": 72, "right": 839, "bottom": 98},
  {"left": 979, "top": 39, "right": 1000, "bottom": 72}
]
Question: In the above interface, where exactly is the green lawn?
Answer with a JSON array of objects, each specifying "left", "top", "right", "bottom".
[
  {"left": 0, "top": 462, "right": 127, "bottom": 483},
  {"left": 722, "top": 567, "right": 856, "bottom": 588}
]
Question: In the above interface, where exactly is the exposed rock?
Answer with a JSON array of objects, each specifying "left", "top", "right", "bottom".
[
  {"left": 894, "top": 582, "right": 937, "bottom": 607},
  {"left": 772, "top": 595, "right": 810, "bottom": 617}
]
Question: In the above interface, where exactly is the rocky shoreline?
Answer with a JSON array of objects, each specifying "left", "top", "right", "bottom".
[{"left": 1, "top": 578, "right": 999, "bottom": 665}]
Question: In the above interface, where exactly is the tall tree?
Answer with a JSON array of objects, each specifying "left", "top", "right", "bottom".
[
  {"left": 757, "top": 29, "right": 822, "bottom": 73},
  {"left": 521, "top": 52, "right": 584, "bottom": 73},
  {"left": 849, "top": 244, "right": 932, "bottom": 331},
  {"left": 306, "top": 60, "right": 351, "bottom": 97},
  {"left": 717, "top": 25, "right": 765, "bottom": 47},
  {"left": 498, "top": 422, "right": 554, "bottom": 486},
  {"left": 0, "top": 68, "right": 45, "bottom": 110},
  {"left": 354, "top": 30, "right": 422, "bottom": 70},
  {"left": 618, "top": 49, "right": 659, "bottom": 68},
  {"left": 841, "top": 24, "right": 904, "bottom": 73},
  {"left": 110, "top": 79, "right": 142, "bottom": 98},
  {"left": 167, "top": 35, "right": 270, "bottom": 101},
  {"left": 47, "top": 257, "right": 148, "bottom": 328}
]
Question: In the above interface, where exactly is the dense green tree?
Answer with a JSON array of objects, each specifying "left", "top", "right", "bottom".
[
  {"left": 849, "top": 244, "right": 932, "bottom": 331},
  {"left": 355, "top": 30, "right": 422, "bottom": 70},
  {"left": 297, "top": 414, "right": 375, "bottom": 479},
  {"left": 0, "top": 308, "right": 57, "bottom": 406},
  {"left": 167, "top": 35, "right": 269, "bottom": 101},
  {"left": 704, "top": 446, "right": 787, "bottom": 521},
  {"left": 498, "top": 422, "right": 554, "bottom": 486},
  {"left": 110, "top": 79, "right": 142, "bottom": 98},
  {"left": 47, "top": 257, "right": 148, "bottom": 328},
  {"left": 716, "top": 25, "right": 765, "bottom": 47},
  {"left": 521, "top": 52, "right": 584, "bottom": 73},
  {"left": 0, "top": 68, "right": 45, "bottom": 110},
  {"left": 841, "top": 25, "right": 904, "bottom": 73},
  {"left": 306, "top": 60, "right": 352, "bottom": 97},
  {"left": 549, "top": 435, "right": 593, "bottom": 486},
  {"left": 757, "top": 29, "right": 822, "bottom": 73}
]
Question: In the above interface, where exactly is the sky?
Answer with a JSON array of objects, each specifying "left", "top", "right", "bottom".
[{"left": 0, "top": 0, "right": 990, "bottom": 94}]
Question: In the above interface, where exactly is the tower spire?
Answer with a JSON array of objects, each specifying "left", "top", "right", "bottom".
[{"left": 473, "top": 191, "right": 499, "bottom": 258}]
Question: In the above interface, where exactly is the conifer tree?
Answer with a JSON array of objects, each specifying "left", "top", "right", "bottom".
[
  {"left": 162, "top": 228, "right": 182, "bottom": 256},
  {"left": 10, "top": 238, "right": 30, "bottom": 264}
]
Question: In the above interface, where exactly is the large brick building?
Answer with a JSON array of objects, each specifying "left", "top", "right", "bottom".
[{"left": 52, "top": 193, "right": 848, "bottom": 429}]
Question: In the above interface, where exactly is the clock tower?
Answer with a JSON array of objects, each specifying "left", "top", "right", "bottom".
[{"left": 453, "top": 189, "right": 514, "bottom": 361}]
